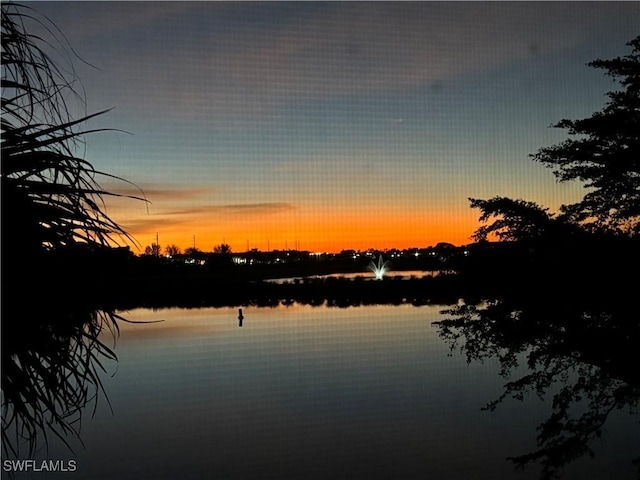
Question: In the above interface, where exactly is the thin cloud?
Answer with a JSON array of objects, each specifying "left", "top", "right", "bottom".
[
  {"left": 157, "top": 203, "right": 296, "bottom": 217},
  {"left": 121, "top": 216, "right": 191, "bottom": 234},
  {"left": 210, "top": 203, "right": 295, "bottom": 216},
  {"left": 102, "top": 183, "right": 219, "bottom": 203},
  {"left": 124, "top": 202, "right": 295, "bottom": 223}
]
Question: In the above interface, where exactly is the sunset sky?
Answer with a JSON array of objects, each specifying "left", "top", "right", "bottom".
[{"left": 32, "top": 2, "right": 639, "bottom": 253}]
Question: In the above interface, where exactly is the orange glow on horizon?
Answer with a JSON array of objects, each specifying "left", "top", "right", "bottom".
[{"left": 123, "top": 208, "right": 479, "bottom": 254}]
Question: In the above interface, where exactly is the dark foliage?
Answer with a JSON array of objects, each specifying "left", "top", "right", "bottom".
[
  {"left": 468, "top": 197, "right": 580, "bottom": 242},
  {"left": 1, "top": 2, "right": 142, "bottom": 459},
  {"left": 532, "top": 36, "right": 640, "bottom": 236}
]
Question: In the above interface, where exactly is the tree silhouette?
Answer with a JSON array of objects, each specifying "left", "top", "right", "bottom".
[
  {"left": 454, "top": 37, "right": 640, "bottom": 479},
  {"left": 470, "top": 36, "right": 640, "bottom": 243},
  {"left": 1, "top": 2, "right": 142, "bottom": 458},
  {"left": 532, "top": 36, "right": 640, "bottom": 237},
  {"left": 144, "top": 243, "right": 162, "bottom": 256},
  {"left": 165, "top": 244, "right": 181, "bottom": 256},
  {"left": 213, "top": 243, "right": 232, "bottom": 255},
  {"left": 1, "top": 4, "right": 141, "bottom": 256},
  {"left": 468, "top": 197, "right": 568, "bottom": 242}
]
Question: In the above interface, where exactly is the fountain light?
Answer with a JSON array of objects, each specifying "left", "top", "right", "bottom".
[{"left": 368, "top": 254, "right": 390, "bottom": 280}]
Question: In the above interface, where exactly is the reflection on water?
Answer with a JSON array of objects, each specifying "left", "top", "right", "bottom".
[
  {"left": 1, "top": 308, "right": 119, "bottom": 459},
  {"left": 264, "top": 270, "right": 444, "bottom": 284},
  {"left": 6, "top": 303, "right": 638, "bottom": 480},
  {"left": 435, "top": 297, "right": 640, "bottom": 479}
]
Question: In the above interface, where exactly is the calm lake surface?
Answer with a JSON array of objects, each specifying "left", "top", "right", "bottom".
[
  {"left": 16, "top": 304, "right": 639, "bottom": 479},
  {"left": 264, "top": 270, "right": 444, "bottom": 283}
]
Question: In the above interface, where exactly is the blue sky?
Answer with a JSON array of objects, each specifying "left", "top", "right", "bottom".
[{"left": 29, "top": 2, "right": 640, "bottom": 252}]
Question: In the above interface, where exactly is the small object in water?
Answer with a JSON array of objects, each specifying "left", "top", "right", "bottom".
[{"left": 238, "top": 308, "right": 244, "bottom": 327}]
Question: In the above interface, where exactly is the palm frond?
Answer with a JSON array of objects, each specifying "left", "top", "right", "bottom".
[
  {"left": 1, "top": 2, "right": 149, "bottom": 459},
  {"left": 1, "top": 2, "right": 145, "bottom": 252}
]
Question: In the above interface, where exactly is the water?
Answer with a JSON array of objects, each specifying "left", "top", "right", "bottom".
[
  {"left": 9, "top": 304, "right": 639, "bottom": 479},
  {"left": 264, "top": 270, "right": 444, "bottom": 284}
]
